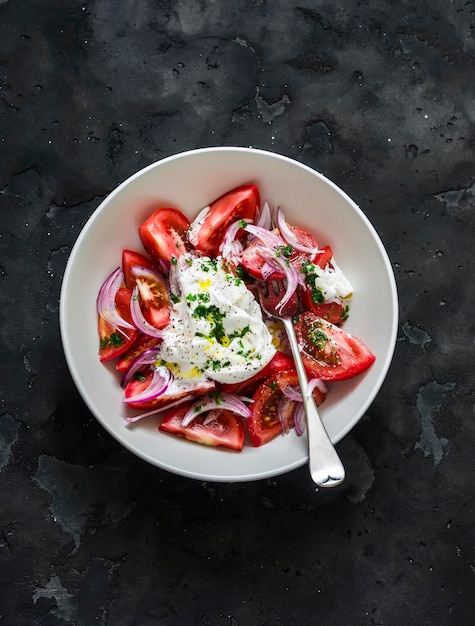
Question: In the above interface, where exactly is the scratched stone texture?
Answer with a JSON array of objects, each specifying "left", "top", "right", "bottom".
[{"left": 1, "top": 0, "right": 475, "bottom": 624}]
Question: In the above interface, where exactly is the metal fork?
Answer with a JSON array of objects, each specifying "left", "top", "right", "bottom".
[{"left": 257, "top": 280, "right": 345, "bottom": 488}]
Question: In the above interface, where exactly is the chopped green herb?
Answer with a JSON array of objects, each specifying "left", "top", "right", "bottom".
[
  {"left": 301, "top": 259, "right": 325, "bottom": 304},
  {"left": 100, "top": 332, "right": 124, "bottom": 350},
  {"left": 276, "top": 244, "right": 293, "bottom": 258},
  {"left": 235, "top": 265, "right": 250, "bottom": 281}
]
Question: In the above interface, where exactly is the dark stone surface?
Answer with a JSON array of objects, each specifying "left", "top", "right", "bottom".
[{"left": 1, "top": 1, "right": 474, "bottom": 624}]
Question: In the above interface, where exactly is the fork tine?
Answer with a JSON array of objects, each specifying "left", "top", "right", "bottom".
[{"left": 257, "top": 279, "right": 299, "bottom": 318}]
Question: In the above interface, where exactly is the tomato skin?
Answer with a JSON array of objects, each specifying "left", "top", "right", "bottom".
[
  {"left": 194, "top": 184, "right": 260, "bottom": 257},
  {"left": 240, "top": 225, "right": 319, "bottom": 280},
  {"left": 159, "top": 402, "right": 245, "bottom": 451},
  {"left": 98, "top": 287, "right": 139, "bottom": 362},
  {"left": 247, "top": 370, "right": 325, "bottom": 447},
  {"left": 220, "top": 351, "right": 295, "bottom": 396},
  {"left": 139, "top": 208, "right": 191, "bottom": 265},
  {"left": 299, "top": 291, "right": 348, "bottom": 326},
  {"left": 294, "top": 312, "right": 376, "bottom": 381},
  {"left": 311, "top": 245, "right": 333, "bottom": 269},
  {"left": 122, "top": 249, "right": 156, "bottom": 290},
  {"left": 124, "top": 370, "right": 215, "bottom": 410}
]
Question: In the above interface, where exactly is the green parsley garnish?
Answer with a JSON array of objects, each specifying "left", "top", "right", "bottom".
[
  {"left": 100, "top": 332, "right": 124, "bottom": 350},
  {"left": 301, "top": 260, "right": 325, "bottom": 304}
]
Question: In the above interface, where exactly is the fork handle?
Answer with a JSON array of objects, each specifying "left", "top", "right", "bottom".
[{"left": 282, "top": 318, "right": 345, "bottom": 488}]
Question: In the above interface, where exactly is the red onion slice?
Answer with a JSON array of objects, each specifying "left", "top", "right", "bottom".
[
  {"left": 130, "top": 285, "right": 167, "bottom": 339},
  {"left": 123, "top": 365, "right": 173, "bottom": 404},
  {"left": 126, "top": 394, "right": 194, "bottom": 424},
  {"left": 120, "top": 347, "right": 162, "bottom": 388},
  {"left": 220, "top": 218, "right": 251, "bottom": 258},
  {"left": 256, "top": 201, "right": 272, "bottom": 230},
  {"left": 306, "top": 378, "right": 328, "bottom": 396},
  {"left": 276, "top": 207, "right": 321, "bottom": 255},
  {"left": 202, "top": 409, "right": 223, "bottom": 426},
  {"left": 280, "top": 384, "right": 303, "bottom": 402},
  {"left": 293, "top": 403, "right": 306, "bottom": 436},
  {"left": 242, "top": 223, "right": 284, "bottom": 248},
  {"left": 97, "top": 267, "right": 136, "bottom": 330},
  {"left": 277, "top": 397, "right": 294, "bottom": 435},
  {"left": 181, "top": 392, "right": 251, "bottom": 427},
  {"left": 188, "top": 205, "right": 210, "bottom": 246},
  {"left": 257, "top": 247, "right": 299, "bottom": 313}
]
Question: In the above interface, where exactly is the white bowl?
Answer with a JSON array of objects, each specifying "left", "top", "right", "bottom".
[{"left": 60, "top": 147, "right": 398, "bottom": 482}]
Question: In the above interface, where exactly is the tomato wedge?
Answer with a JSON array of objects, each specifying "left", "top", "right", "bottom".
[
  {"left": 139, "top": 207, "right": 192, "bottom": 265},
  {"left": 240, "top": 225, "right": 319, "bottom": 280},
  {"left": 192, "top": 184, "right": 260, "bottom": 257},
  {"left": 294, "top": 312, "right": 375, "bottom": 381},
  {"left": 159, "top": 402, "right": 245, "bottom": 451},
  {"left": 219, "top": 351, "right": 295, "bottom": 395},
  {"left": 311, "top": 245, "right": 333, "bottom": 269},
  {"left": 299, "top": 293, "right": 349, "bottom": 326},
  {"left": 122, "top": 249, "right": 156, "bottom": 290},
  {"left": 98, "top": 287, "right": 139, "bottom": 362},
  {"left": 247, "top": 370, "right": 325, "bottom": 447}
]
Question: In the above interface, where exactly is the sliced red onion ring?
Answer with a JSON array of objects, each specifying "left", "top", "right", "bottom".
[
  {"left": 97, "top": 267, "right": 136, "bottom": 330},
  {"left": 256, "top": 201, "right": 272, "bottom": 230},
  {"left": 259, "top": 260, "right": 279, "bottom": 280},
  {"left": 293, "top": 403, "right": 306, "bottom": 436},
  {"left": 202, "top": 409, "right": 222, "bottom": 426},
  {"left": 220, "top": 218, "right": 251, "bottom": 258},
  {"left": 243, "top": 223, "right": 284, "bottom": 248},
  {"left": 123, "top": 365, "right": 173, "bottom": 404},
  {"left": 120, "top": 347, "right": 162, "bottom": 388},
  {"left": 126, "top": 394, "right": 194, "bottom": 424},
  {"left": 277, "top": 397, "right": 294, "bottom": 435},
  {"left": 306, "top": 378, "right": 328, "bottom": 396},
  {"left": 280, "top": 384, "right": 303, "bottom": 402},
  {"left": 130, "top": 285, "right": 167, "bottom": 339},
  {"left": 276, "top": 207, "right": 322, "bottom": 255},
  {"left": 157, "top": 257, "right": 171, "bottom": 274},
  {"left": 257, "top": 247, "right": 299, "bottom": 312},
  {"left": 188, "top": 205, "right": 210, "bottom": 246},
  {"left": 181, "top": 392, "right": 251, "bottom": 427}
]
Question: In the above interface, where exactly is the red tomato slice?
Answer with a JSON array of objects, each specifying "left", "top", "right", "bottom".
[
  {"left": 139, "top": 207, "right": 191, "bottom": 265},
  {"left": 116, "top": 334, "right": 161, "bottom": 372},
  {"left": 98, "top": 287, "right": 139, "bottom": 362},
  {"left": 193, "top": 184, "right": 260, "bottom": 257},
  {"left": 219, "top": 351, "right": 295, "bottom": 395},
  {"left": 122, "top": 249, "right": 171, "bottom": 329},
  {"left": 159, "top": 402, "right": 245, "bottom": 451},
  {"left": 124, "top": 370, "right": 215, "bottom": 410},
  {"left": 122, "top": 249, "right": 156, "bottom": 290},
  {"left": 247, "top": 370, "right": 325, "bottom": 447},
  {"left": 311, "top": 244, "right": 333, "bottom": 269},
  {"left": 294, "top": 312, "right": 375, "bottom": 381},
  {"left": 299, "top": 292, "right": 349, "bottom": 326},
  {"left": 240, "top": 225, "right": 319, "bottom": 279},
  {"left": 135, "top": 271, "right": 171, "bottom": 329}
]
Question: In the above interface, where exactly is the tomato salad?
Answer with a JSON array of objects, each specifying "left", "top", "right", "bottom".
[{"left": 96, "top": 184, "right": 375, "bottom": 451}]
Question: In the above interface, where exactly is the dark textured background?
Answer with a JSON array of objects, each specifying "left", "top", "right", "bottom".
[{"left": 1, "top": 1, "right": 474, "bottom": 624}]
